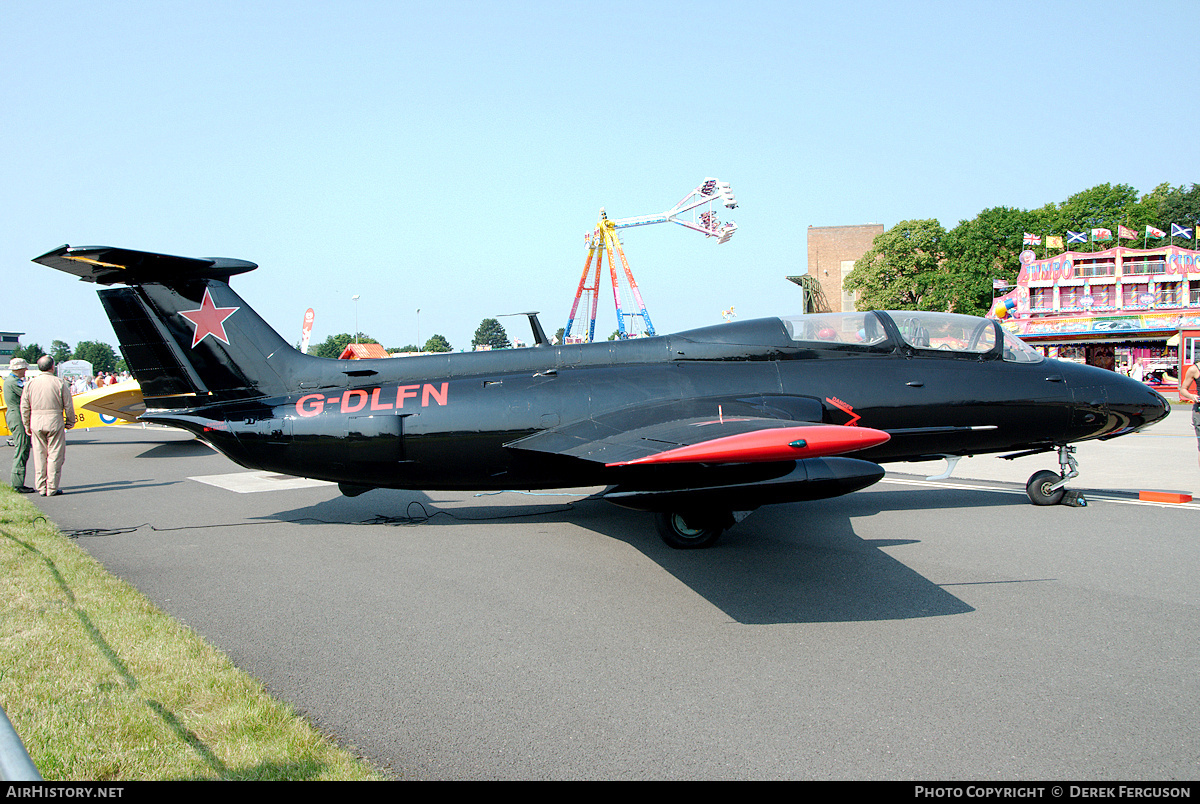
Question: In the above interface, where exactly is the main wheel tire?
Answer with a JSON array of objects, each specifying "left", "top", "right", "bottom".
[
  {"left": 1026, "top": 470, "right": 1066, "bottom": 506},
  {"left": 654, "top": 511, "right": 726, "bottom": 549}
]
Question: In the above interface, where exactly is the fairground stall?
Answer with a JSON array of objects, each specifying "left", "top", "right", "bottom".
[{"left": 990, "top": 245, "right": 1200, "bottom": 395}]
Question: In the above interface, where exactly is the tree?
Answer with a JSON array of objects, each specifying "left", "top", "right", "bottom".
[
  {"left": 50, "top": 340, "right": 71, "bottom": 365},
  {"left": 14, "top": 343, "right": 42, "bottom": 363},
  {"left": 471, "top": 319, "right": 510, "bottom": 350},
  {"left": 310, "top": 332, "right": 379, "bottom": 359},
  {"left": 423, "top": 334, "right": 452, "bottom": 353},
  {"left": 1035, "top": 183, "right": 1143, "bottom": 250},
  {"left": 72, "top": 341, "right": 118, "bottom": 373},
  {"left": 1140, "top": 182, "right": 1200, "bottom": 247},
  {"left": 939, "top": 206, "right": 1038, "bottom": 316},
  {"left": 844, "top": 219, "right": 947, "bottom": 311}
]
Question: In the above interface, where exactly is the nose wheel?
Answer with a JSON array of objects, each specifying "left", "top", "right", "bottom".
[
  {"left": 1026, "top": 470, "right": 1066, "bottom": 505},
  {"left": 1026, "top": 445, "right": 1086, "bottom": 507}
]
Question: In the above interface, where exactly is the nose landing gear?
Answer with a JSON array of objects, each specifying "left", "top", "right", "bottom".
[{"left": 1026, "top": 445, "right": 1087, "bottom": 507}]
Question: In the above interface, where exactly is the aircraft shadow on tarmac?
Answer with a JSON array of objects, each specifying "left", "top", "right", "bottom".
[
  {"left": 135, "top": 440, "right": 221, "bottom": 459},
  {"left": 258, "top": 484, "right": 1035, "bottom": 625}
]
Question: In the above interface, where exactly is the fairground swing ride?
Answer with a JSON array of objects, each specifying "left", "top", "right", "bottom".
[{"left": 563, "top": 178, "right": 738, "bottom": 344}]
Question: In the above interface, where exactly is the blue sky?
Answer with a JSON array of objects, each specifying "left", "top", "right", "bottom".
[{"left": 4, "top": 0, "right": 1197, "bottom": 354}]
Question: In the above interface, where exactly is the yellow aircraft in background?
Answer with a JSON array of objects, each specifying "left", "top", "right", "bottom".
[{"left": 0, "top": 379, "right": 145, "bottom": 435}]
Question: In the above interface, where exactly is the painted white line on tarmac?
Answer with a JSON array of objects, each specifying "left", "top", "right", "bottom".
[
  {"left": 189, "top": 471, "right": 334, "bottom": 493},
  {"left": 882, "top": 476, "right": 1200, "bottom": 511}
]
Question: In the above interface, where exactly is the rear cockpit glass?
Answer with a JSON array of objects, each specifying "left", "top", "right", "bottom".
[
  {"left": 1002, "top": 329, "right": 1044, "bottom": 363},
  {"left": 893, "top": 312, "right": 997, "bottom": 354},
  {"left": 780, "top": 312, "right": 889, "bottom": 347}
]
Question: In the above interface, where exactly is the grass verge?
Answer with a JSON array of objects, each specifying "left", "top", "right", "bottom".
[{"left": 0, "top": 489, "right": 385, "bottom": 780}]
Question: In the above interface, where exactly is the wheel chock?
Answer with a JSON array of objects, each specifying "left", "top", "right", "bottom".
[
  {"left": 1138, "top": 491, "right": 1193, "bottom": 504},
  {"left": 1061, "top": 490, "right": 1087, "bottom": 507}
]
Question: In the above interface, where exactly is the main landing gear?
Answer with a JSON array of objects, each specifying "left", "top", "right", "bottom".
[
  {"left": 1025, "top": 445, "right": 1087, "bottom": 507},
  {"left": 654, "top": 510, "right": 738, "bottom": 549}
]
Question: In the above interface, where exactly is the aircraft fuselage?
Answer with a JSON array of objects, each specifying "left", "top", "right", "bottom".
[{"left": 153, "top": 316, "right": 1165, "bottom": 493}]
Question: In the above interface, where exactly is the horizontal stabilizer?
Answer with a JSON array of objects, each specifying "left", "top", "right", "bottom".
[{"left": 33, "top": 244, "right": 257, "bottom": 286}]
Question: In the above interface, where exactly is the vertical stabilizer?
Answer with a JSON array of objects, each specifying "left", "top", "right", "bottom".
[
  {"left": 34, "top": 245, "right": 301, "bottom": 404},
  {"left": 99, "top": 280, "right": 294, "bottom": 402}
]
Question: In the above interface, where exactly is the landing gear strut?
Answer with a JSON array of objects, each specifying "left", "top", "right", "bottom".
[{"left": 1025, "top": 445, "right": 1086, "bottom": 507}]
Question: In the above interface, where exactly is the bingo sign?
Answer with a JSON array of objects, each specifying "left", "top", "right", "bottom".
[{"left": 1024, "top": 254, "right": 1075, "bottom": 283}]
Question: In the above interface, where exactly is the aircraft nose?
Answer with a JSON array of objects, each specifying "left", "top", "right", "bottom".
[
  {"left": 1058, "top": 361, "right": 1170, "bottom": 441},
  {"left": 1096, "top": 369, "right": 1171, "bottom": 437}
]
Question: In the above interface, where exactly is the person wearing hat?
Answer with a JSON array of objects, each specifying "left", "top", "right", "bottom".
[{"left": 3, "top": 357, "right": 34, "bottom": 493}]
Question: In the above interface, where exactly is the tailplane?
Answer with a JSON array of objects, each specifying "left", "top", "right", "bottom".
[{"left": 35, "top": 245, "right": 300, "bottom": 405}]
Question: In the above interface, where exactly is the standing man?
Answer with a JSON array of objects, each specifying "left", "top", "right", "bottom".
[
  {"left": 20, "top": 356, "right": 74, "bottom": 496},
  {"left": 3, "top": 358, "right": 34, "bottom": 493},
  {"left": 1181, "top": 356, "right": 1200, "bottom": 470}
]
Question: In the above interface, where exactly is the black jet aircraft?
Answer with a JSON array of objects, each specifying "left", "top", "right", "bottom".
[{"left": 35, "top": 245, "right": 1171, "bottom": 548}]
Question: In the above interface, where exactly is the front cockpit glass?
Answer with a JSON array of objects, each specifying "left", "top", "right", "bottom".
[
  {"left": 1001, "top": 329, "right": 1044, "bottom": 363},
  {"left": 780, "top": 312, "right": 889, "bottom": 347},
  {"left": 893, "top": 312, "right": 997, "bottom": 354}
]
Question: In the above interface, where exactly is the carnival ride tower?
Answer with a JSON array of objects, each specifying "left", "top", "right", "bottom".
[{"left": 564, "top": 178, "right": 738, "bottom": 343}]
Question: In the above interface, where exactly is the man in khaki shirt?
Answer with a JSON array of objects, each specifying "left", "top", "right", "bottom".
[{"left": 20, "top": 356, "right": 75, "bottom": 496}]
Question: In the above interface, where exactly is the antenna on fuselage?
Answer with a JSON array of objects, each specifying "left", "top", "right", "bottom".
[{"left": 499, "top": 312, "right": 550, "bottom": 347}]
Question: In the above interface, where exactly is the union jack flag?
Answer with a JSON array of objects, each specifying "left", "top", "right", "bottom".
[
  {"left": 1145, "top": 225, "right": 1166, "bottom": 238},
  {"left": 1171, "top": 223, "right": 1193, "bottom": 239},
  {"left": 1022, "top": 233, "right": 1041, "bottom": 246},
  {"left": 1066, "top": 230, "right": 1087, "bottom": 244}
]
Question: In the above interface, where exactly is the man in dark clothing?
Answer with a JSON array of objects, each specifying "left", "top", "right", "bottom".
[{"left": 3, "top": 357, "right": 34, "bottom": 492}]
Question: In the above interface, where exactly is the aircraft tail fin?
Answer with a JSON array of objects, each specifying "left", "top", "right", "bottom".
[{"left": 35, "top": 245, "right": 299, "bottom": 405}]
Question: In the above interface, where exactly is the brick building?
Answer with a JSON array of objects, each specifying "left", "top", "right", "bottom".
[{"left": 790, "top": 224, "right": 883, "bottom": 313}]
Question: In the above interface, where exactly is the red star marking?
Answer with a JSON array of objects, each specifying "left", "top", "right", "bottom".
[{"left": 179, "top": 287, "right": 240, "bottom": 348}]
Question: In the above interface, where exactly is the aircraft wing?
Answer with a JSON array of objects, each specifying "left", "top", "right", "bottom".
[
  {"left": 0, "top": 380, "right": 145, "bottom": 434},
  {"left": 506, "top": 414, "right": 889, "bottom": 466}
]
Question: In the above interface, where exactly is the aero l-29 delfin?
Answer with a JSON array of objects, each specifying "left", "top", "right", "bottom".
[{"left": 35, "top": 245, "right": 1171, "bottom": 548}]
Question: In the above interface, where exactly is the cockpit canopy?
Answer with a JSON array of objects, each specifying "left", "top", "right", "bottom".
[
  {"left": 780, "top": 311, "right": 889, "bottom": 347},
  {"left": 779, "top": 310, "right": 1043, "bottom": 364}
]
